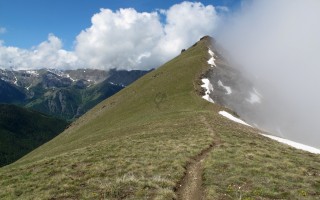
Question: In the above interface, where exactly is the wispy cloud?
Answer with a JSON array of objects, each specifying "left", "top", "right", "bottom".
[
  {"left": 216, "top": 6, "right": 229, "bottom": 12},
  {"left": 0, "top": 27, "right": 7, "bottom": 34}
]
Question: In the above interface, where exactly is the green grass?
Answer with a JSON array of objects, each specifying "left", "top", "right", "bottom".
[
  {"left": 202, "top": 113, "right": 320, "bottom": 200},
  {"left": 0, "top": 37, "right": 319, "bottom": 199},
  {"left": 0, "top": 112, "right": 215, "bottom": 199}
]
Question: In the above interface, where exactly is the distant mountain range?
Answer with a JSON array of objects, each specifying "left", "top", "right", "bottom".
[{"left": 0, "top": 68, "right": 151, "bottom": 120}]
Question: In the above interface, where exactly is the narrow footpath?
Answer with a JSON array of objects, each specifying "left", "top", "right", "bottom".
[{"left": 176, "top": 116, "right": 220, "bottom": 200}]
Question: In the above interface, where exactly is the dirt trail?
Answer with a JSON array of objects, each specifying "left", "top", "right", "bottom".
[{"left": 176, "top": 116, "right": 219, "bottom": 200}]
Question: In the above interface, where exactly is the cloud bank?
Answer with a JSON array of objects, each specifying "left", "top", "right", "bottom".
[
  {"left": 217, "top": 0, "right": 320, "bottom": 148},
  {"left": 0, "top": 2, "right": 219, "bottom": 70},
  {"left": 0, "top": 34, "right": 79, "bottom": 69}
]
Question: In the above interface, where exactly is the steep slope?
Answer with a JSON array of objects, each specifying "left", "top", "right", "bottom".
[
  {"left": 25, "top": 81, "right": 124, "bottom": 120},
  {"left": 0, "top": 37, "right": 319, "bottom": 199},
  {"left": 78, "top": 80, "right": 124, "bottom": 117},
  {"left": 0, "top": 79, "right": 25, "bottom": 103},
  {"left": 0, "top": 104, "right": 68, "bottom": 167}
]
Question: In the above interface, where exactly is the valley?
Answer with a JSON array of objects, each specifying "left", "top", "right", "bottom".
[{"left": 0, "top": 104, "right": 68, "bottom": 167}]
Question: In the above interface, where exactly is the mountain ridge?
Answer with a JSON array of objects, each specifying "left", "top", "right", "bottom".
[
  {"left": 0, "top": 68, "right": 151, "bottom": 120},
  {"left": 0, "top": 36, "right": 319, "bottom": 199}
]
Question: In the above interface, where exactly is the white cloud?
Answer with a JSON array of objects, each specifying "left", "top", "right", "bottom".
[
  {"left": 153, "top": 2, "right": 219, "bottom": 64},
  {"left": 0, "top": 34, "right": 79, "bottom": 69},
  {"left": 75, "top": 2, "right": 219, "bottom": 70},
  {"left": 75, "top": 8, "right": 163, "bottom": 70},
  {"left": 0, "top": 1, "right": 220, "bottom": 70}
]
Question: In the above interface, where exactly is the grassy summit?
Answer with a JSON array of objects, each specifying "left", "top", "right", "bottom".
[{"left": 0, "top": 37, "right": 319, "bottom": 199}]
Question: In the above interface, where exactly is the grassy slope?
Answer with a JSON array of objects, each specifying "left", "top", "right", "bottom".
[{"left": 0, "top": 37, "right": 319, "bottom": 199}]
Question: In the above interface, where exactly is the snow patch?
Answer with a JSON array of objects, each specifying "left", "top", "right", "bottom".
[
  {"left": 26, "top": 70, "right": 39, "bottom": 76},
  {"left": 13, "top": 75, "right": 18, "bottom": 85},
  {"left": 201, "top": 78, "right": 214, "bottom": 103},
  {"left": 47, "top": 69, "right": 64, "bottom": 77},
  {"left": 246, "top": 88, "right": 262, "bottom": 104},
  {"left": 218, "top": 80, "right": 232, "bottom": 95},
  {"left": 207, "top": 48, "right": 216, "bottom": 67},
  {"left": 47, "top": 69, "right": 78, "bottom": 82},
  {"left": 207, "top": 58, "right": 216, "bottom": 67},
  {"left": 9, "top": 69, "right": 18, "bottom": 86},
  {"left": 66, "top": 74, "right": 76, "bottom": 82},
  {"left": 26, "top": 84, "right": 32, "bottom": 90},
  {"left": 219, "top": 111, "right": 252, "bottom": 127},
  {"left": 208, "top": 49, "right": 214, "bottom": 57},
  {"left": 261, "top": 134, "right": 320, "bottom": 154},
  {"left": 109, "top": 81, "right": 125, "bottom": 87},
  {"left": 247, "top": 92, "right": 261, "bottom": 104}
]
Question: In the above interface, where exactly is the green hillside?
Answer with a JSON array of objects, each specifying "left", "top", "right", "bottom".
[
  {"left": 0, "top": 104, "right": 68, "bottom": 167},
  {"left": 0, "top": 37, "right": 319, "bottom": 199}
]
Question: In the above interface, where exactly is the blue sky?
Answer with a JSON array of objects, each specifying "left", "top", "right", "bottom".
[{"left": 0, "top": 0, "right": 240, "bottom": 49}]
